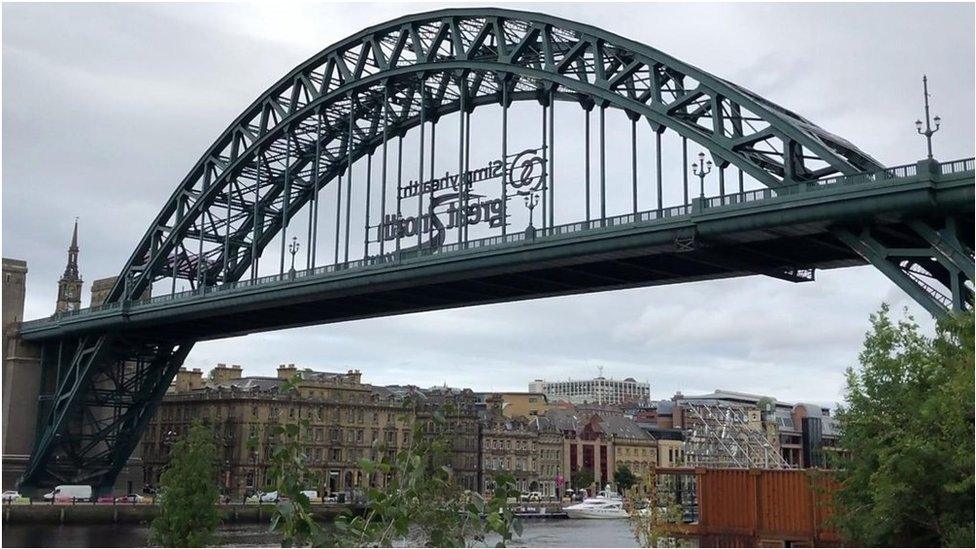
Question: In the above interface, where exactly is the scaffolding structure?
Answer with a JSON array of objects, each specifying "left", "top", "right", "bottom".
[{"left": 681, "top": 403, "right": 790, "bottom": 469}]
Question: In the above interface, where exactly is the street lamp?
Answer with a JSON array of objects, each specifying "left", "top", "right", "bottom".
[
  {"left": 915, "top": 75, "right": 941, "bottom": 160},
  {"left": 523, "top": 193, "right": 540, "bottom": 228},
  {"left": 224, "top": 459, "right": 232, "bottom": 496},
  {"left": 288, "top": 237, "right": 300, "bottom": 278},
  {"left": 692, "top": 152, "right": 713, "bottom": 198}
]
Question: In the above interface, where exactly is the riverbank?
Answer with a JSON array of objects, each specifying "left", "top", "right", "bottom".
[
  {"left": 1, "top": 502, "right": 353, "bottom": 525},
  {"left": 1, "top": 518, "right": 644, "bottom": 547}
]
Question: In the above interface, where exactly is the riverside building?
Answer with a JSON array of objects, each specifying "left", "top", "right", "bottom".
[{"left": 142, "top": 365, "right": 481, "bottom": 498}]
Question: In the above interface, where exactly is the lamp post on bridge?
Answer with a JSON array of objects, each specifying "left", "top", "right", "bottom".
[
  {"left": 692, "top": 152, "right": 713, "bottom": 199},
  {"left": 288, "top": 237, "right": 300, "bottom": 279},
  {"left": 524, "top": 192, "right": 540, "bottom": 239},
  {"left": 915, "top": 75, "right": 941, "bottom": 160}
]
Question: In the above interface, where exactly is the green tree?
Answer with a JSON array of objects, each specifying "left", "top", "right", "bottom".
[
  {"left": 834, "top": 305, "right": 974, "bottom": 547},
  {"left": 149, "top": 421, "right": 221, "bottom": 547},
  {"left": 614, "top": 464, "right": 638, "bottom": 493},
  {"left": 628, "top": 469, "right": 690, "bottom": 548},
  {"left": 571, "top": 467, "right": 594, "bottom": 492}
]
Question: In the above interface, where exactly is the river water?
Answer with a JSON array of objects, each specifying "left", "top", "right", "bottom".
[{"left": 2, "top": 520, "right": 641, "bottom": 547}]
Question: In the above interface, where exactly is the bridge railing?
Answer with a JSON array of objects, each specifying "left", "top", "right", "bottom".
[
  {"left": 22, "top": 157, "right": 973, "bottom": 329},
  {"left": 703, "top": 156, "right": 976, "bottom": 209},
  {"left": 942, "top": 157, "right": 975, "bottom": 175}
]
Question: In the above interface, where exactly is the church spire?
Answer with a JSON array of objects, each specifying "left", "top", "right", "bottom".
[
  {"left": 63, "top": 218, "right": 79, "bottom": 279},
  {"left": 56, "top": 218, "right": 82, "bottom": 313}
]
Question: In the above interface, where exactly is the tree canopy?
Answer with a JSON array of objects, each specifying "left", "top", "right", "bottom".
[
  {"left": 614, "top": 464, "right": 638, "bottom": 493},
  {"left": 834, "top": 305, "right": 974, "bottom": 547},
  {"left": 149, "top": 421, "right": 221, "bottom": 547}
]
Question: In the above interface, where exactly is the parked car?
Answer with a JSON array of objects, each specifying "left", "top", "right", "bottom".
[
  {"left": 116, "top": 494, "right": 147, "bottom": 504},
  {"left": 96, "top": 495, "right": 117, "bottom": 504},
  {"left": 2, "top": 490, "right": 22, "bottom": 502},
  {"left": 44, "top": 485, "right": 93, "bottom": 503},
  {"left": 527, "top": 491, "right": 543, "bottom": 501},
  {"left": 243, "top": 491, "right": 279, "bottom": 504},
  {"left": 300, "top": 490, "right": 319, "bottom": 503}
]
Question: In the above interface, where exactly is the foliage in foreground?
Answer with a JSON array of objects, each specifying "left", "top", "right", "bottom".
[
  {"left": 834, "top": 305, "right": 974, "bottom": 547},
  {"left": 149, "top": 421, "right": 221, "bottom": 547},
  {"left": 268, "top": 375, "right": 521, "bottom": 547},
  {"left": 627, "top": 469, "right": 690, "bottom": 548}
]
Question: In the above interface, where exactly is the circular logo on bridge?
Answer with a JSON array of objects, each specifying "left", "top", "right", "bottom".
[{"left": 507, "top": 149, "right": 546, "bottom": 196}]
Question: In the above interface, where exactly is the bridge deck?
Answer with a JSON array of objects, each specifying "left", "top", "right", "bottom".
[{"left": 20, "top": 159, "right": 974, "bottom": 342}]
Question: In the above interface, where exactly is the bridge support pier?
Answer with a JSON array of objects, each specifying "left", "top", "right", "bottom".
[{"left": 19, "top": 335, "right": 194, "bottom": 494}]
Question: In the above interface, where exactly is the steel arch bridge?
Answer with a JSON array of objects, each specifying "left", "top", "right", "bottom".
[{"left": 17, "top": 8, "right": 974, "bottom": 492}]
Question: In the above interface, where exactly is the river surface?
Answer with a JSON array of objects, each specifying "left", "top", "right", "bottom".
[{"left": 2, "top": 520, "right": 641, "bottom": 547}]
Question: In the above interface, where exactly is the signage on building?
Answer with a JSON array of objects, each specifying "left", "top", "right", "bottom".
[{"left": 373, "top": 147, "right": 547, "bottom": 249}]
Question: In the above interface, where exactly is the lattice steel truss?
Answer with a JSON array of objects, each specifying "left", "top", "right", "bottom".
[
  {"left": 837, "top": 215, "right": 974, "bottom": 318},
  {"left": 682, "top": 403, "right": 790, "bottom": 469},
  {"left": 107, "top": 8, "right": 882, "bottom": 307}
]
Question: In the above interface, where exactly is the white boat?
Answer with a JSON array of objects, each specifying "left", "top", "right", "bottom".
[{"left": 564, "top": 497, "right": 629, "bottom": 519}]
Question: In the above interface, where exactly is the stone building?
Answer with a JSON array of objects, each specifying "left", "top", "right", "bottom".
[
  {"left": 544, "top": 409, "right": 658, "bottom": 493},
  {"left": 143, "top": 364, "right": 414, "bottom": 498},
  {"left": 143, "top": 366, "right": 485, "bottom": 498},
  {"left": 474, "top": 391, "right": 549, "bottom": 418},
  {"left": 478, "top": 397, "right": 564, "bottom": 498},
  {"left": 412, "top": 386, "right": 481, "bottom": 492},
  {"left": 601, "top": 416, "right": 658, "bottom": 479},
  {"left": 481, "top": 412, "right": 537, "bottom": 495},
  {"left": 2, "top": 258, "right": 41, "bottom": 490}
]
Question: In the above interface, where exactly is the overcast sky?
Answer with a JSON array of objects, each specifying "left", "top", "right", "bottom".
[{"left": 3, "top": 2, "right": 974, "bottom": 407}]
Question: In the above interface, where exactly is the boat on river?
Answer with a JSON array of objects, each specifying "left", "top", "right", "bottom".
[{"left": 563, "top": 497, "right": 629, "bottom": 519}]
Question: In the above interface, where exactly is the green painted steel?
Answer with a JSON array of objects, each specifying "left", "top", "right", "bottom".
[{"left": 20, "top": 160, "right": 975, "bottom": 342}]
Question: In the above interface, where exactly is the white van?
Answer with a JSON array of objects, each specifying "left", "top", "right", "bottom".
[{"left": 43, "top": 485, "right": 93, "bottom": 502}]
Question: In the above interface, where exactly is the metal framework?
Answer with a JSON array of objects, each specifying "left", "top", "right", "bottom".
[
  {"left": 682, "top": 403, "right": 790, "bottom": 469},
  {"left": 17, "top": 9, "right": 971, "bottom": 492}
]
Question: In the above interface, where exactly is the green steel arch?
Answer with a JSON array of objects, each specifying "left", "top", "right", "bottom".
[{"left": 108, "top": 7, "right": 882, "bottom": 306}]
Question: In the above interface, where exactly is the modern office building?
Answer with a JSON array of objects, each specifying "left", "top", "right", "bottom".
[{"left": 529, "top": 374, "right": 650, "bottom": 406}]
